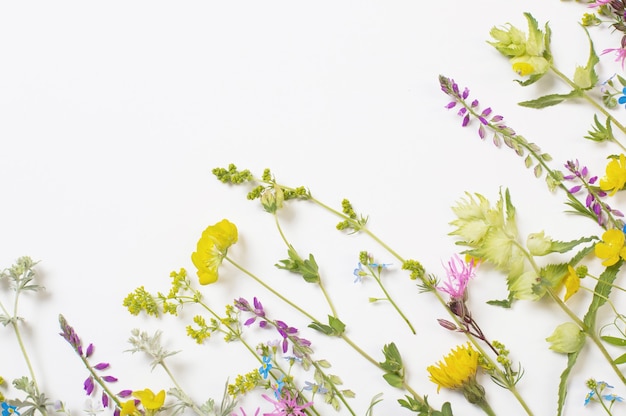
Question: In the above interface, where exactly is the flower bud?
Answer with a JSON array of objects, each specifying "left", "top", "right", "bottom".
[
  {"left": 546, "top": 322, "right": 585, "bottom": 353},
  {"left": 527, "top": 231, "right": 553, "bottom": 256}
]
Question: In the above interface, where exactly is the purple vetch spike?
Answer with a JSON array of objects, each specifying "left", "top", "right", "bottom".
[
  {"left": 86, "top": 343, "right": 94, "bottom": 358},
  {"left": 470, "top": 99, "right": 478, "bottom": 107},
  {"left": 462, "top": 114, "right": 470, "bottom": 127},
  {"left": 102, "top": 376, "right": 118, "bottom": 383},
  {"left": 481, "top": 107, "right": 492, "bottom": 117},
  {"left": 569, "top": 185, "right": 582, "bottom": 194},
  {"left": 491, "top": 115, "right": 503, "bottom": 122},
  {"left": 445, "top": 101, "right": 456, "bottom": 109},
  {"left": 478, "top": 125, "right": 486, "bottom": 139},
  {"left": 458, "top": 107, "right": 467, "bottom": 116},
  {"left": 589, "top": 176, "right": 598, "bottom": 184},
  {"left": 118, "top": 390, "right": 133, "bottom": 398},
  {"left": 586, "top": 194, "right": 594, "bottom": 207},
  {"left": 462, "top": 88, "right": 470, "bottom": 99},
  {"left": 102, "top": 392, "right": 109, "bottom": 408}
]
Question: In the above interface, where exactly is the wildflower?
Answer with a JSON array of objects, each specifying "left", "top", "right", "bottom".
[
  {"left": 235, "top": 297, "right": 268, "bottom": 328},
  {"left": 605, "top": 47, "right": 626, "bottom": 69},
  {"left": 232, "top": 409, "right": 260, "bottom": 416},
  {"left": 595, "top": 228, "right": 626, "bottom": 266},
  {"left": 437, "top": 254, "right": 476, "bottom": 300},
  {"left": 1, "top": 403, "right": 19, "bottom": 416},
  {"left": 132, "top": 389, "right": 166, "bottom": 410},
  {"left": 546, "top": 322, "right": 585, "bottom": 353},
  {"left": 600, "top": 154, "right": 626, "bottom": 196},
  {"left": 262, "top": 392, "right": 313, "bottom": 416},
  {"left": 589, "top": 0, "right": 613, "bottom": 8},
  {"left": 272, "top": 376, "right": 285, "bottom": 398},
  {"left": 191, "top": 219, "right": 238, "bottom": 285},
  {"left": 303, "top": 381, "right": 328, "bottom": 395},
  {"left": 118, "top": 400, "right": 138, "bottom": 416},
  {"left": 526, "top": 231, "right": 553, "bottom": 256},
  {"left": 259, "top": 355, "right": 272, "bottom": 379},
  {"left": 585, "top": 379, "right": 623, "bottom": 405},
  {"left": 563, "top": 265, "right": 580, "bottom": 302},
  {"left": 618, "top": 86, "right": 626, "bottom": 106},
  {"left": 427, "top": 343, "right": 480, "bottom": 393},
  {"left": 488, "top": 13, "right": 550, "bottom": 77}
]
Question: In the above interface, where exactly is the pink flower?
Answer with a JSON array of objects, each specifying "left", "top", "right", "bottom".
[
  {"left": 437, "top": 255, "right": 477, "bottom": 300},
  {"left": 588, "top": 0, "right": 612, "bottom": 7},
  {"left": 602, "top": 48, "right": 626, "bottom": 69},
  {"left": 262, "top": 392, "right": 312, "bottom": 416}
]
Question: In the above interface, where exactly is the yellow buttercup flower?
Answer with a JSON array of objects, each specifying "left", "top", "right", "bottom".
[
  {"left": 427, "top": 343, "right": 479, "bottom": 393},
  {"left": 594, "top": 229, "right": 626, "bottom": 267},
  {"left": 599, "top": 154, "right": 626, "bottom": 196},
  {"left": 563, "top": 265, "right": 580, "bottom": 302},
  {"left": 119, "top": 400, "right": 138, "bottom": 416},
  {"left": 191, "top": 219, "right": 238, "bottom": 285},
  {"left": 133, "top": 388, "right": 166, "bottom": 410}
]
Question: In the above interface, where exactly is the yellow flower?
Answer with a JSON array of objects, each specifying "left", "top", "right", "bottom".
[
  {"left": 600, "top": 154, "right": 626, "bottom": 196},
  {"left": 133, "top": 388, "right": 166, "bottom": 410},
  {"left": 563, "top": 265, "right": 580, "bottom": 302},
  {"left": 594, "top": 229, "right": 626, "bottom": 267},
  {"left": 427, "top": 343, "right": 479, "bottom": 393},
  {"left": 119, "top": 400, "right": 138, "bottom": 416},
  {"left": 191, "top": 219, "right": 238, "bottom": 285}
]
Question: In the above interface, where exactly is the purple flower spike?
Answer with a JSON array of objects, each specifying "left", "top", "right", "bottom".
[
  {"left": 118, "top": 390, "right": 133, "bottom": 398},
  {"left": 84, "top": 376, "right": 95, "bottom": 395},
  {"left": 102, "top": 392, "right": 109, "bottom": 408},
  {"left": 86, "top": 343, "right": 94, "bottom": 358},
  {"left": 102, "top": 376, "right": 118, "bottom": 383}
]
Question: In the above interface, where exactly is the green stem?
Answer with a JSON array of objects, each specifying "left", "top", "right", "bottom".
[
  {"left": 371, "top": 272, "right": 416, "bottom": 334},
  {"left": 477, "top": 399, "right": 497, "bottom": 416},
  {"left": 550, "top": 65, "right": 626, "bottom": 152},
  {"left": 273, "top": 214, "right": 339, "bottom": 318},
  {"left": 546, "top": 288, "right": 626, "bottom": 386}
]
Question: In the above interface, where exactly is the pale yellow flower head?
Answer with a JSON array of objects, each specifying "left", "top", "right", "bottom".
[
  {"left": 133, "top": 388, "right": 166, "bottom": 410},
  {"left": 427, "top": 343, "right": 479, "bottom": 393},
  {"left": 599, "top": 154, "right": 626, "bottom": 196},
  {"left": 191, "top": 219, "right": 238, "bottom": 285},
  {"left": 546, "top": 322, "right": 585, "bottom": 353}
]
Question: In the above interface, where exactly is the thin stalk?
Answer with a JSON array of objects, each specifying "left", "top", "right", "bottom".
[
  {"left": 550, "top": 65, "right": 626, "bottom": 152},
  {"left": 370, "top": 270, "right": 416, "bottom": 334}
]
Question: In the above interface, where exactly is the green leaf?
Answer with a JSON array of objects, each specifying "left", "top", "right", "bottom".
[
  {"left": 614, "top": 352, "right": 626, "bottom": 364},
  {"left": 328, "top": 315, "right": 346, "bottom": 335},
  {"left": 382, "top": 373, "right": 404, "bottom": 389},
  {"left": 275, "top": 246, "right": 320, "bottom": 283},
  {"left": 583, "top": 262, "right": 622, "bottom": 332},
  {"left": 549, "top": 236, "right": 597, "bottom": 254},
  {"left": 601, "top": 336, "right": 626, "bottom": 347},
  {"left": 557, "top": 350, "right": 582, "bottom": 416},
  {"left": 518, "top": 90, "right": 584, "bottom": 108},
  {"left": 573, "top": 26, "right": 599, "bottom": 89}
]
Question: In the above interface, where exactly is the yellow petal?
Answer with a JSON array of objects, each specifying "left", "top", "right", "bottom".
[{"left": 563, "top": 266, "right": 580, "bottom": 302}]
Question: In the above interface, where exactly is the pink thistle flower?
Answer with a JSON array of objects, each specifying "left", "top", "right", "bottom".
[
  {"left": 437, "top": 255, "right": 477, "bottom": 300},
  {"left": 602, "top": 47, "right": 626, "bottom": 69},
  {"left": 262, "top": 392, "right": 313, "bottom": 416}
]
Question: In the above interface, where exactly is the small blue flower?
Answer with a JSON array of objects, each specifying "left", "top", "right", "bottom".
[
  {"left": 619, "top": 87, "right": 626, "bottom": 106},
  {"left": 603, "top": 393, "right": 624, "bottom": 403},
  {"left": 273, "top": 376, "right": 285, "bottom": 399},
  {"left": 303, "top": 381, "right": 328, "bottom": 394},
  {"left": 353, "top": 262, "right": 365, "bottom": 283},
  {"left": 258, "top": 355, "right": 272, "bottom": 379},
  {"left": 1, "top": 403, "right": 19, "bottom": 416}
]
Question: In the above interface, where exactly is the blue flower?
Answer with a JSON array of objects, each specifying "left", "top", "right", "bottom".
[
  {"left": 273, "top": 376, "right": 285, "bottom": 399},
  {"left": 303, "top": 381, "right": 328, "bottom": 394},
  {"left": 603, "top": 393, "right": 624, "bottom": 403},
  {"left": 258, "top": 355, "right": 272, "bottom": 379},
  {"left": 1, "top": 403, "right": 19, "bottom": 416},
  {"left": 619, "top": 87, "right": 626, "bottom": 107}
]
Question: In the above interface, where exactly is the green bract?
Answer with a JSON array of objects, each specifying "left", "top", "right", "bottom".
[{"left": 546, "top": 322, "right": 585, "bottom": 354}]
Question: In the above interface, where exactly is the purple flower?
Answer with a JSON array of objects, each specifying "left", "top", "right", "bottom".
[
  {"left": 437, "top": 254, "right": 477, "bottom": 300},
  {"left": 84, "top": 376, "right": 95, "bottom": 395},
  {"left": 102, "top": 376, "right": 118, "bottom": 383},
  {"left": 235, "top": 297, "right": 268, "bottom": 328},
  {"left": 94, "top": 362, "right": 110, "bottom": 370},
  {"left": 59, "top": 314, "right": 84, "bottom": 356}
]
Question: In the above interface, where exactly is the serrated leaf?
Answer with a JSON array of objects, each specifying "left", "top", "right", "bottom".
[
  {"left": 518, "top": 90, "right": 583, "bottom": 108},
  {"left": 573, "top": 26, "right": 599, "bottom": 89},
  {"left": 601, "top": 336, "right": 626, "bottom": 347},
  {"left": 549, "top": 236, "right": 597, "bottom": 254}
]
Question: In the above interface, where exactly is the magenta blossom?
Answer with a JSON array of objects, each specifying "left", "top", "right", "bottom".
[
  {"left": 262, "top": 392, "right": 313, "bottom": 416},
  {"left": 588, "top": 0, "right": 612, "bottom": 7},
  {"left": 437, "top": 254, "right": 477, "bottom": 300},
  {"left": 602, "top": 47, "right": 626, "bottom": 69}
]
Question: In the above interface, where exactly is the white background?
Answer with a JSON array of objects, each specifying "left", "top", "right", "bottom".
[{"left": 1, "top": 1, "right": 625, "bottom": 415}]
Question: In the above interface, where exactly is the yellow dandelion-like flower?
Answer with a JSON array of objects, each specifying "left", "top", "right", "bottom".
[
  {"left": 427, "top": 343, "right": 479, "bottom": 392},
  {"left": 191, "top": 219, "right": 238, "bottom": 285}
]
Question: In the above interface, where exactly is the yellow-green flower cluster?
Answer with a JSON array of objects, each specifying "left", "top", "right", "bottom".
[
  {"left": 228, "top": 369, "right": 262, "bottom": 397},
  {"left": 191, "top": 219, "right": 238, "bottom": 285},
  {"left": 488, "top": 13, "right": 550, "bottom": 77}
]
